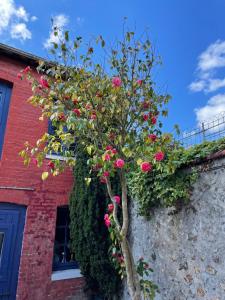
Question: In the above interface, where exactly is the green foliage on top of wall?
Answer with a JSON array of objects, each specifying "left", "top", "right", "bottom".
[
  {"left": 69, "top": 146, "right": 121, "bottom": 299},
  {"left": 128, "top": 137, "right": 225, "bottom": 217}
]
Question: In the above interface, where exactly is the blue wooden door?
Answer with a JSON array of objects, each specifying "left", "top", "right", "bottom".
[
  {"left": 0, "top": 204, "right": 26, "bottom": 300},
  {"left": 0, "top": 81, "right": 12, "bottom": 157}
]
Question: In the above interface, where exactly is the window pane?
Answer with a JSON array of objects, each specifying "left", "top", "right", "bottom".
[
  {"left": 55, "top": 228, "right": 66, "bottom": 244},
  {"left": 56, "top": 207, "right": 69, "bottom": 226},
  {"left": 53, "top": 206, "right": 77, "bottom": 270}
]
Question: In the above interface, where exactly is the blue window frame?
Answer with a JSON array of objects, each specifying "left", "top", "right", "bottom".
[
  {"left": 0, "top": 81, "right": 12, "bottom": 158},
  {"left": 52, "top": 206, "right": 78, "bottom": 271}
]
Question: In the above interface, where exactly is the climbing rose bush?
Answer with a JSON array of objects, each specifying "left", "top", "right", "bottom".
[{"left": 19, "top": 29, "right": 173, "bottom": 300}]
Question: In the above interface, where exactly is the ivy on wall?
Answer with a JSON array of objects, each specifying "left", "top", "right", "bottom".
[
  {"left": 129, "top": 137, "right": 225, "bottom": 217},
  {"left": 69, "top": 146, "right": 121, "bottom": 299}
]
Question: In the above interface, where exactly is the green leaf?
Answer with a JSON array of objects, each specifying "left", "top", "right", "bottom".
[
  {"left": 42, "top": 171, "right": 49, "bottom": 181},
  {"left": 84, "top": 177, "right": 91, "bottom": 186},
  {"left": 64, "top": 31, "right": 69, "bottom": 41}
]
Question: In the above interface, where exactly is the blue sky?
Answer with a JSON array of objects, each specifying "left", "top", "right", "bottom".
[{"left": 1, "top": 0, "right": 225, "bottom": 133}]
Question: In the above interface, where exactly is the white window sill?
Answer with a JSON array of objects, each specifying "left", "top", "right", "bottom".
[
  {"left": 51, "top": 269, "right": 83, "bottom": 281},
  {"left": 46, "top": 154, "right": 75, "bottom": 161}
]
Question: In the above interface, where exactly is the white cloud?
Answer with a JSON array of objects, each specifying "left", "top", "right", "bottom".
[
  {"left": 0, "top": 0, "right": 33, "bottom": 41},
  {"left": 198, "top": 40, "right": 225, "bottom": 72},
  {"left": 15, "top": 6, "right": 29, "bottom": 22},
  {"left": 0, "top": 0, "right": 14, "bottom": 33},
  {"left": 31, "top": 16, "right": 38, "bottom": 22},
  {"left": 195, "top": 94, "right": 225, "bottom": 125},
  {"left": 44, "top": 14, "right": 69, "bottom": 49},
  {"left": 10, "top": 23, "right": 31, "bottom": 40},
  {"left": 189, "top": 80, "right": 206, "bottom": 92},
  {"left": 189, "top": 40, "right": 225, "bottom": 93}
]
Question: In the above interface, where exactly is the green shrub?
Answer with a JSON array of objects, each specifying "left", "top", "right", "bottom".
[{"left": 69, "top": 147, "right": 121, "bottom": 299}]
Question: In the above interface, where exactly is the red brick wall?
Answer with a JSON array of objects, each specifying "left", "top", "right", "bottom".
[{"left": 0, "top": 55, "right": 85, "bottom": 300}]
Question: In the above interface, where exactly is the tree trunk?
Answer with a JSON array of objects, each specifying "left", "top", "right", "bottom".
[{"left": 106, "top": 172, "right": 141, "bottom": 300}]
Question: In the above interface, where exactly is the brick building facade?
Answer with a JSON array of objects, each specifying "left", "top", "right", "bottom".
[{"left": 0, "top": 44, "right": 85, "bottom": 300}]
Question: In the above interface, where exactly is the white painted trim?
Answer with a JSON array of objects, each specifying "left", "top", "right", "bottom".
[
  {"left": 46, "top": 154, "right": 76, "bottom": 161},
  {"left": 51, "top": 269, "right": 83, "bottom": 281},
  {"left": 46, "top": 154, "right": 68, "bottom": 161}
]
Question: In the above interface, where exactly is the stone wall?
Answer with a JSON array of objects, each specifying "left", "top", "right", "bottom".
[{"left": 123, "top": 157, "right": 225, "bottom": 300}]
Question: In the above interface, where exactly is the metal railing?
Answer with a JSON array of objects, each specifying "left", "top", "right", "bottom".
[{"left": 175, "top": 111, "right": 225, "bottom": 148}]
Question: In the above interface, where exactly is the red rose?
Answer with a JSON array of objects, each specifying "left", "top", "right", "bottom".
[
  {"left": 58, "top": 113, "right": 66, "bottom": 121},
  {"left": 154, "top": 151, "right": 164, "bottom": 161},
  {"left": 148, "top": 134, "right": 157, "bottom": 142},
  {"left": 90, "top": 113, "right": 96, "bottom": 120},
  {"left": 108, "top": 204, "right": 114, "bottom": 213},
  {"left": 115, "top": 159, "right": 125, "bottom": 168},
  {"left": 85, "top": 103, "right": 92, "bottom": 110},
  {"left": 100, "top": 177, "right": 107, "bottom": 184},
  {"left": 151, "top": 116, "right": 157, "bottom": 125},
  {"left": 112, "top": 77, "right": 122, "bottom": 87},
  {"left": 112, "top": 148, "right": 117, "bottom": 154},
  {"left": 103, "top": 171, "right": 110, "bottom": 177},
  {"left": 104, "top": 214, "right": 111, "bottom": 227},
  {"left": 137, "top": 79, "right": 143, "bottom": 86},
  {"left": 106, "top": 145, "right": 113, "bottom": 150},
  {"left": 17, "top": 73, "right": 22, "bottom": 79},
  {"left": 141, "top": 162, "right": 152, "bottom": 173},
  {"left": 47, "top": 161, "right": 55, "bottom": 170},
  {"left": 104, "top": 153, "right": 111, "bottom": 161},
  {"left": 23, "top": 66, "right": 31, "bottom": 73},
  {"left": 40, "top": 76, "right": 50, "bottom": 88},
  {"left": 143, "top": 114, "right": 149, "bottom": 121},
  {"left": 73, "top": 108, "right": 81, "bottom": 117},
  {"left": 113, "top": 195, "right": 121, "bottom": 204}
]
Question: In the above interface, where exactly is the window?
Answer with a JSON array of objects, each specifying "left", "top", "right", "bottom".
[
  {"left": 52, "top": 206, "right": 78, "bottom": 271},
  {"left": 0, "top": 81, "right": 12, "bottom": 158},
  {"left": 47, "top": 120, "right": 76, "bottom": 158}
]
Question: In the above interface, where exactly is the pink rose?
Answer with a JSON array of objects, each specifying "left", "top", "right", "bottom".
[
  {"left": 73, "top": 108, "right": 81, "bottom": 117},
  {"left": 90, "top": 113, "right": 97, "bottom": 120},
  {"left": 103, "top": 171, "right": 110, "bottom": 177},
  {"left": 104, "top": 153, "right": 111, "bottom": 161},
  {"left": 112, "top": 148, "right": 117, "bottom": 154},
  {"left": 100, "top": 177, "right": 107, "bottom": 184},
  {"left": 17, "top": 73, "right": 22, "bottom": 79},
  {"left": 115, "top": 159, "right": 125, "bottom": 168},
  {"left": 137, "top": 79, "right": 143, "bottom": 86},
  {"left": 108, "top": 204, "right": 114, "bottom": 213},
  {"left": 113, "top": 195, "right": 121, "bottom": 204},
  {"left": 148, "top": 134, "right": 157, "bottom": 142},
  {"left": 85, "top": 104, "right": 92, "bottom": 110},
  {"left": 141, "top": 162, "right": 152, "bottom": 173},
  {"left": 106, "top": 145, "right": 113, "bottom": 150},
  {"left": 104, "top": 214, "right": 111, "bottom": 227},
  {"left": 154, "top": 151, "right": 164, "bottom": 161},
  {"left": 23, "top": 66, "right": 31, "bottom": 73},
  {"left": 143, "top": 114, "right": 149, "bottom": 121},
  {"left": 112, "top": 77, "right": 122, "bottom": 88},
  {"left": 40, "top": 76, "right": 50, "bottom": 88}
]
